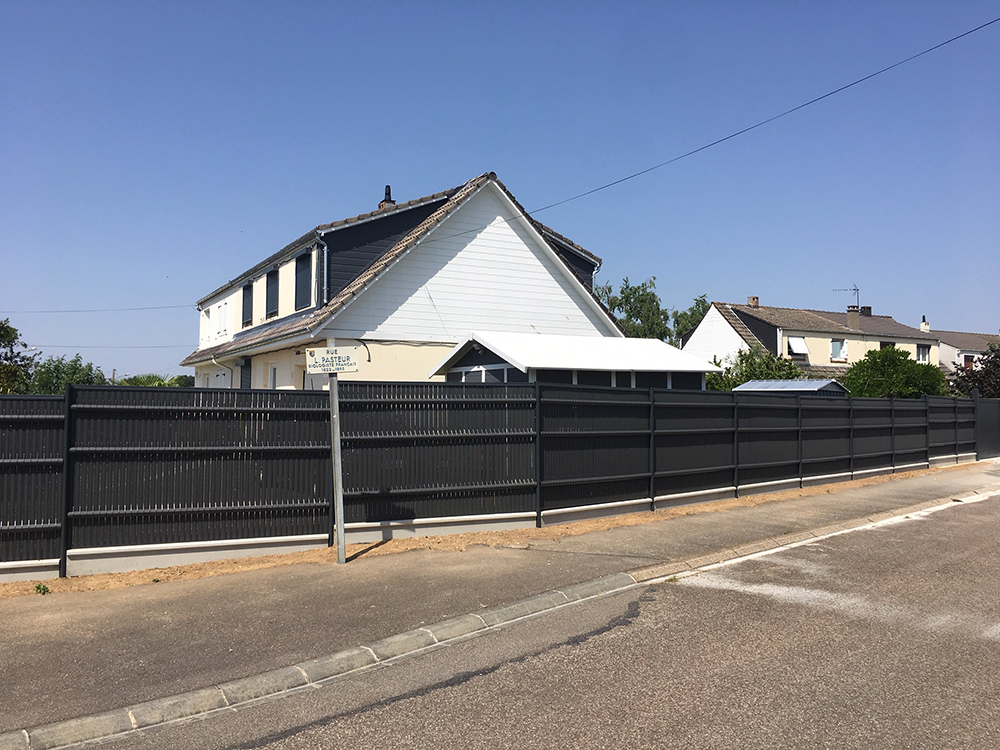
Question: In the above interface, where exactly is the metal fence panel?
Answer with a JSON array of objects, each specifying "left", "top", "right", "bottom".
[
  {"left": 0, "top": 396, "right": 64, "bottom": 562},
  {"left": 339, "top": 382, "right": 536, "bottom": 521},
  {"left": 979, "top": 398, "right": 1000, "bottom": 458},
  {"left": 1, "top": 386, "right": 994, "bottom": 573},
  {"left": 67, "top": 386, "right": 332, "bottom": 549}
]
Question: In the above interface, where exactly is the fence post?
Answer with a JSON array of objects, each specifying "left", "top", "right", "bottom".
[
  {"left": 534, "top": 381, "right": 542, "bottom": 528},
  {"left": 848, "top": 396, "right": 855, "bottom": 478},
  {"left": 59, "top": 384, "right": 75, "bottom": 578},
  {"left": 954, "top": 395, "right": 959, "bottom": 461},
  {"left": 923, "top": 393, "right": 931, "bottom": 466},
  {"left": 797, "top": 394, "right": 803, "bottom": 487},
  {"left": 972, "top": 388, "right": 980, "bottom": 460},
  {"left": 733, "top": 391, "right": 740, "bottom": 496},
  {"left": 890, "top": 396, "right": 896, "bottom": 472},
  {"left": 648, "top": 387, "right": 655, "bottom": 511}
]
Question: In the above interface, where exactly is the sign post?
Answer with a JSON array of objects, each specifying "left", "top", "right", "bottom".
[{"left": 306, "top": 347, "right": 360, "bottom": 564}]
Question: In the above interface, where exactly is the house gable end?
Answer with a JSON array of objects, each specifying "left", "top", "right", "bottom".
[{"left": 322, "top": 185, "right": 620, "bottom": 342}]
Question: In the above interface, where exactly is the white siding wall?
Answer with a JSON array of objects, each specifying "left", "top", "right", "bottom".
[
  {"left": 327, "top": 185, "right": 618, "bottom": 342},
  {"left": 681, "top": 305, "right": 748, "bottom": 365},
  {"left": 198, "top": 289, "right": 239, "bottom": 348}
]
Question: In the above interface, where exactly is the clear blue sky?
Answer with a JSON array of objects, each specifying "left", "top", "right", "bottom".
[{"left": 2, "top": 1, "right": 998, "bottom": 377}]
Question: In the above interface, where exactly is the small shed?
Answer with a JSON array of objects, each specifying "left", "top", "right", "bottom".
[
  {"left": 733, "top": 379, "right": 849, "bottom": 397},
  {"left": 431, "top": 332, "right": 722, "bottom": 390}
]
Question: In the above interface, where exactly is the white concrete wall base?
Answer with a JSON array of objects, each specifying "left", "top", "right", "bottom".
[
  {"left": 66, "top": 535, "right": 330, "bottom": 577},
  {"left": 654, "top": 487, "right": 737, "bottom": 509},
  {"left": 737, "top": 478, "right": 801, "bottom": 497},
  {"left": 343, "top": 515, "right": 535, "bottom": 543},
  {"left": 0, "top": 558, "right": 60, "bottom": 583},
  {"left": 541, "top": 498, "right": 651, "bottom": 526},
  {"left": 802, "top": 472, "right": 853, "bottom": 488},
  {"left": 853, "top": 467, "right": 894, "bottom": 479}
]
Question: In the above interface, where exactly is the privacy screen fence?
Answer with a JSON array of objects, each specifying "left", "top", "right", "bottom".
[{"left": 2, "top": 384, "right": 998, "bottom": 574}]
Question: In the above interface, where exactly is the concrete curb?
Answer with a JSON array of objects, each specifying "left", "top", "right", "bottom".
[{"left": 3, "top": 486, "right": 998, "bottom": 749}]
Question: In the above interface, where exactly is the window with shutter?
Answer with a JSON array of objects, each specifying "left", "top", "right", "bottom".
[
  {"left": 295, "top": 255, "right": 311, "bottom": 311},
  {"left": 242, "top": 284, "right": 253, "bottom": 328},
  {"left": 266, "top": 271, "right": 278, "bottom": 318}
]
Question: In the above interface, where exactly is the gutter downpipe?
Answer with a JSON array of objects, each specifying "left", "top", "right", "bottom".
[{"left": 212, "top": 356, "right": 235, "bottom": 389}]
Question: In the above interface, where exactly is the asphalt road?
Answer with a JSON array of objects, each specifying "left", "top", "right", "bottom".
[{"left": 101, "top": 490, "right": 1000, "bottom": 749}]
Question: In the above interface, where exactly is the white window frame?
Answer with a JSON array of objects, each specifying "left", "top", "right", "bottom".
[
  {"left": 916, "top": 344, "right": 930, "bottom": 364},
  {"left": 830, "top": 338, "right": 847, "bottom": 362}
]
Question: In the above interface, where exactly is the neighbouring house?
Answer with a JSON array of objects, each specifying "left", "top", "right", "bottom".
[
  {"left": 681, "top": 298, "right": 940, "bottom": 378},
  {"left": 918, "top": 319, "right": 1000, "bottom": 372},
  {"left": 431, "top": 331, "right": 721, "bottom": 389},
  {"left": 181, "top": 173, "right": 636, "bottom": 388}
]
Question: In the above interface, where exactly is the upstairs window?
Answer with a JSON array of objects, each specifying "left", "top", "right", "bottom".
[
  {"left": 787, "top": 336, "right": 809, "bottom": 359},
  {"left": 916, "top": 345, "right": 930, "bottom": 364},
  {"left": 880, "top": 341, "right": 895, "bottom": 350},
  {"left": 265, "top": 271, "right": 279, "bottom": 319},
  {"left": 242, "top": 284, "right": 253, "bottom": 328},
  {"left": 830, "top": 339, "right": 846, "bottom": 361},
  {"left": 295, "top": 255, "right": 311, "bottom": 311}
]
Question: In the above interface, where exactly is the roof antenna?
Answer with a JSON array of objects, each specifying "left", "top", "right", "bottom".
[{"left": 833, "top": 284, "right": 860, "bottom": 307}]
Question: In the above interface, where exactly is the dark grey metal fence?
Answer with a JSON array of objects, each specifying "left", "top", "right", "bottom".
[{"left": 1, "top": 384, "right": 997, "bottom": 574}]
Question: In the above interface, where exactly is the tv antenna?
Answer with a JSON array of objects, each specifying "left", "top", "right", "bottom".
[{"left": 833, "top": 285, "right": 860, "bottom": 307}]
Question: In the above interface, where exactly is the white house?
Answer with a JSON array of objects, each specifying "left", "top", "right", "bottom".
[
  {"left": 682, "top": 298, "right": 940, "bottom": 378},
  {"left": 181, "top": 173, "right": 627, "bottom": 388},
  {"left": 921, "top": 321, "right": 1000, "bottom": 373}
]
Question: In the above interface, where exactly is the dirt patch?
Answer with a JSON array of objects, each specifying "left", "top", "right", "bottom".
[{"left": 0, "top": 464, "right": 980, "bottom": 599}]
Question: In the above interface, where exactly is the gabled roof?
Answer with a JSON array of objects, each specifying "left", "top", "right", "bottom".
[
  {"left": 934, "top": 330, "right": 1000, "bottom": 352},
  {"left": 431, "top": 332, "right": 722, "bottom": 377},
  {"left": 715, "top": 302, "right": 938, "bottom": 344},
  {"left": 182, "top": 173, "right": 613, "bottom": 367}
]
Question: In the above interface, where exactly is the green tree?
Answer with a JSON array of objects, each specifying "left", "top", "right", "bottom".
[
  {"left": 950, "top": 343, "right": 1000, "bottom": 399},
  {"left": 118, "top": 373, "right": 193, "bottom": 387},
  {"left": 29, "top": 354, "right": 108, "bottom": 394},
  {"left": 670, "top": 294, "right": 710, "bottom": 347},
  {"left": 706, "top": 345, "right": 803, "bottom": 391},
  {"left": 596, "top": 278, "right": 709, "bottom": 346},
  {"left": 596, "top": 276, "right": 670, "bottom": 340},
  {"left": 0, "top": 319, "right": 38, "bottom": 394},
  {"left": 842, "top": 347, "right": 948, "bottom": 398}
]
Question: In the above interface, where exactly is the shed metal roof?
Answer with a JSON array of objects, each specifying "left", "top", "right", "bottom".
[
  {"left": 431, "top": 332, "right": 723, "bottom": 377},
  {"left": 733, "top": 379, "right": 848, "bottom": 393}
]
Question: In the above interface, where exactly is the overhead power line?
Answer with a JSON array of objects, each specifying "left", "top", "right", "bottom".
[
  {"left": 529, "top": 15, "right": 1000, "bottom": 215},
  {"left": 1, "top": 304, "right": 192, "bottom": 314},
  {"left": 28, "top": 344, "right": 191, "bottom": 350}
]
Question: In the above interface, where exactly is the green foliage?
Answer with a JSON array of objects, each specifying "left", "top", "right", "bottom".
[
  {"left": 596, "top": 276, "right": 670, "bottom": 340},
  {"left": 596, "top": 278, "right": 709, "bottom": 346},
  {"left": 842, "top": 347, "right": 949, "bottom": 398},
  {"left": 29, "top": 354, "right": 108, "bottom": 395},
  {"left": 670, "top": 294, "right": 710, "bottom": 346},
  {"left": 706, "top": 345, "right": 803, "bottom": 391},
  {"left": 34, "top": 583, "right": 50, "bottom": 595},
  {"left": 950, "top": 343, "right": 1000, "bottom": 399},
  {"left": 118, "top": 373, "right": 196, "bottom": 387},
  {"left": 0, "top": 319, "right": 38, "bottom": 394}
]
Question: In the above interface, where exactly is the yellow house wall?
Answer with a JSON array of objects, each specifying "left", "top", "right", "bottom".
[
  {"left": 782, "top": 331, "right": 938, "bottom": 368},
  {"left": 327, "top": 339, "right": 452, "bottom": 383}
]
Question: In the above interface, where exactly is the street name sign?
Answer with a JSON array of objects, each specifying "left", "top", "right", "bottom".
[{"left": 306, "top": 347, "right": 360, "bottom": 374}]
